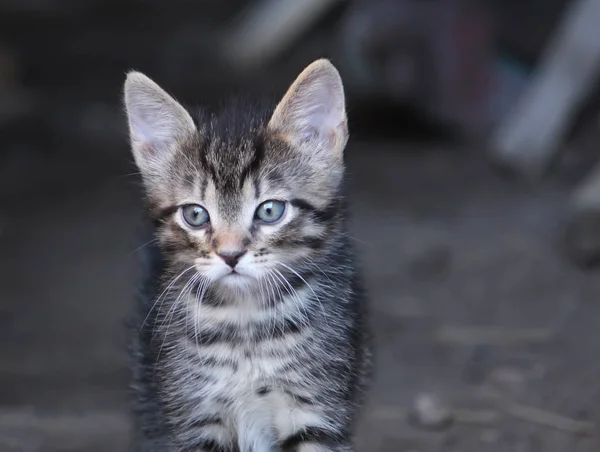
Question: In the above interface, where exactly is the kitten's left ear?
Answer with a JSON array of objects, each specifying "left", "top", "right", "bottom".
[
  {"left": 123, "top": 71, "right": 196, "bottom": 177},
  {"left": 268, "top": 59, "right": 348, "bottom": 157}
]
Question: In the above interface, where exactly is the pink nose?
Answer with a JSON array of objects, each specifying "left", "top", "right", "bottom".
[{"left": 218, "top": 250, "right": 247, "bottom": 268}]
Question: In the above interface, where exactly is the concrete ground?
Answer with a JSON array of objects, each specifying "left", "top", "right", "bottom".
[{"left": 2, "top": 141, "right": 600, "bottom": 451}]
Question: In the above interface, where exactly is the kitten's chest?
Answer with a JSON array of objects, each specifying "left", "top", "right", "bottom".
[
  {"left": 176, "top": 331, "right": 314, "bottom": 441},
  {"left": 184, "top": 300, "right": 306, "bottom": 394},
  {"left": 185, "top": 331, "right": 296, "bottom": 397},
  {"left": 167, "top": 299, "right": 322, "bottom": 441}
]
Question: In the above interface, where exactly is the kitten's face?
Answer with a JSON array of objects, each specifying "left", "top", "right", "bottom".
[
  {"left": 174, "top": 177, "right": 290, "bottom": 289},
  {"left": 153, "top": 134, "right": 342, "bottom": 293},
  {"left": 124, "top": 59, "right": 348, "bottom": 295}
]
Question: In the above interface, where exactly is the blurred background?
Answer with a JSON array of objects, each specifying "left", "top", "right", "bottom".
[{"left": 3, "top": 0, "right": 600, "bottom": 450}]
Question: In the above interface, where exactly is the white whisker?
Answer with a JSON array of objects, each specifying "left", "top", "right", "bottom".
[
  {"left": 193, "top": 276, "right": 211, "bottom": 360},
  {"left": 274, "top": 261, "right": 328, "bottom": 328},
  {"left": 270, "top": 268, "right": 310, "bottom": 328},
  {"left": 129, "top": 237, "right": 159, "bottom": 256},
  {"left": 141, "top": 265, "right": 196, "bottom": 333},
  {"left": 156, "top": 272, "right": 200, "bottom": 362}
]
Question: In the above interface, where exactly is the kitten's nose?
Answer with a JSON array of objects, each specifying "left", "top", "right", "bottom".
[{"left": 218, "top": 250, "right": 247, "bottom": 268}]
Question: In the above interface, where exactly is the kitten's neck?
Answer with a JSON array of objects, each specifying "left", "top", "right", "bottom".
[{"left": 187, "top": 282, "right": 314, "bottom": 329}]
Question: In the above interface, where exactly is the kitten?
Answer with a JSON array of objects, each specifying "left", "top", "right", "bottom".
[{"left": 125, "top": 59, "right": 372, "bottom": 452}]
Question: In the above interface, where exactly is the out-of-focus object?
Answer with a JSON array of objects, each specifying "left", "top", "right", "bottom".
[
  {"left": 336, "top": 0, "right": 499, "bottom": 138},
  {"left": 223, "top": 0, "right": 344, "bottom": 69},
  {"left": 489, "top": 0, "right": 600, "bottom": 179},
  {"left": 563, "top": 160, "right": 600, "bottom": 267},
  {"left": 0, "top": 44, "right": 33, "bottom": 127},
  {"left": 409, "top": 393, "right": 454, "bottom": 431},
  {"left": 0, "top": 0, "right": 105, "bottom": 16},
  {"left": 223, "top": 0, "right": 529, "bottom": 139},
  {"left": 487, "top": 57, "right": 530, "bottom": 129}
]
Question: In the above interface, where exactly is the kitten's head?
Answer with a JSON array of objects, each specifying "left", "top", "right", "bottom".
[{"left": 124, "top": 59, "right": 348, "bottom": 294}]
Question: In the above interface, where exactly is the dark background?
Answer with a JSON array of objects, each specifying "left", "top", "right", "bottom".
[{"left": 2, "top": 1, "right": 600, "bottom": 451}]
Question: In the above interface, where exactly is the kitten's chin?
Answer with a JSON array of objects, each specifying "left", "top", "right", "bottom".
[
  {"left": 198, "top": 262, "right": 263, "bottom": 293},
  {"left": 217, "top": 271, "right": 257, "bottom": 290}
]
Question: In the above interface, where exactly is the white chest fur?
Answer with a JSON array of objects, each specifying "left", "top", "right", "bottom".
[{"left": 178, "top": 292, "right": 325, "bottom": 451}]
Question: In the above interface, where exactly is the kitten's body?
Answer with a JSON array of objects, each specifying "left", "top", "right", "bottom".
[{"left": 126, "top": 60, "right": 371, "bottom": 452}]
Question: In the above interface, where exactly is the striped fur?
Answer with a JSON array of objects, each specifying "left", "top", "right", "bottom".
[{"left": 126, "top": 60, "right": 372, "bottom": 452}]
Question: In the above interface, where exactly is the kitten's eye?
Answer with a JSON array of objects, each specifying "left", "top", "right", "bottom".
[
  {"left": 255, "top": 200, "right": 286, "bottom": 224},
  {"left": 181, "top": 204, "right": 210, "bottom": 228}
]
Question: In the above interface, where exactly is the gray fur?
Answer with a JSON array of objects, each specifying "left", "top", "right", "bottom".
[{"left": 125, "top": 59, "right": 372, "bottom": 452}]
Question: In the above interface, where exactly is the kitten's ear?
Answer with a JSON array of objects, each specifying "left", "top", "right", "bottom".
[
  {"left": 268, "top": 59, "right": 348, "bottom": 157},
  {"left": 123, "top": 71, "right": 196, "bottom": 176}
]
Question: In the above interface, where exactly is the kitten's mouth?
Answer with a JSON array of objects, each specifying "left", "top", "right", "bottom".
[
  {"left": 224, "top": 269, "right": 249, "bottom": 279},
  {"left": 220, "top": 270, "right": 254, "bottom": 287}
]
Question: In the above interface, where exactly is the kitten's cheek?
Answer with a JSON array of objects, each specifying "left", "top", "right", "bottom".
[
  {"left": 235, "top": 263, "right": 262, "bottom": 280},
  {"left": 193, "top": 257, "right": 222, "bottom": 276},
  {"left": 201, "top": 266, "right": 231, "bottom": 282},
  {"left": 193, "top": 257, "right": 207, "bottom": 268}
]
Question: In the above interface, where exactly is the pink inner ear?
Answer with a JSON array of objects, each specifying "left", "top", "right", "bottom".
[
  {"left": 321, "top": 105, "right": 342, "bottom": 133},
  {"left": 138, "top": 141, "right": 157, "bottom": 156},
  {"left": 297, "top": 99, "right": 341, "bottom": 140},
  {"left": 132, "top": 121, "right": 156, "bottom": 146}
]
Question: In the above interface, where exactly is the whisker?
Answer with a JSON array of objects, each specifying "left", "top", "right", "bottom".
[
  {"left": 256, "top": 272, "right": 274, "bottom": 335},
  {"left": 158, "top": 272, "right": 200, "bottom": 332},
  {"left": 264, "top": 271, "right": 279, "bottom": 339},
  {"left": 270, "top": 268, "right": 310, "bottom": 328},
  {"left": 298, "top": 257, "right": 336, "bottom": 286},
  {"left": 275, "top": 261, "right": 318, "bottom": 300},
  {"left": 274, "top": 261, "right": 329, "bottom": 328},
  {"left": 129, "top": 238, "right": 159, "bottom": 256},
  {"left": 141, "top": 265, "right": 196, "bottom": 332},
  {"left": 193, "top": 276, "right": 211, "bottom": 360},
  {"left": 338, "top": 231, "right": 369, "bottom": 246},
  {"left": 157, "top": 272, "right": 201, "bottom": 362},
  {"left": 118, "top": 170, "right": 143, "bottom": 178}
]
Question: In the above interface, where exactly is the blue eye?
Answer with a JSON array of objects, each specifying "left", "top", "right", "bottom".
[
  {"left": 255, "top": 200, "right": 286, "bottom": 224},
  {"left": 181, "top": 204, "right": 210, "bottom": 228}
]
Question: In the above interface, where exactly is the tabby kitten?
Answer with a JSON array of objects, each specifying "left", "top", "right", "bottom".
[{"left": 125, "top": 59, "right": 371, "bottom": 452}]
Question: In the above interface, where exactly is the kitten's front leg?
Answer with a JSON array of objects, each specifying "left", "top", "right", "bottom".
[
  {"left": 237, "top": 403, "right": 278, "bottom": 452},
  {"left": 280, "top": 429, "right": 353, "bottom": 452},
  {"left": 296, "top": 444, "right": 353, "bottom": 452}
]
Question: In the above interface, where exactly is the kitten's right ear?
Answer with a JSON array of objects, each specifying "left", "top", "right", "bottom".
[{"left": 123, "top": 71, "right": 196, "bottom": 177}]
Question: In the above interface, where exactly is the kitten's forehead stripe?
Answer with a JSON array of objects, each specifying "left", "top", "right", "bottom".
[
  {"left": 199, "top": 173, "right": 209, "bottom": 200},
  {"left": 195, "top": 102, "right": 270, "bottom": 193},
  {"left": 252, "top": 177, "right": 260, "bottom": 200},
  {"left": 238, "top": 136, "right": 266, "bottom": 188}
]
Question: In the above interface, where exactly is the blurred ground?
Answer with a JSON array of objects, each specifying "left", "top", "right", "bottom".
[{"left": 2, "top": 136, "right": 600, "bottom": 451}]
